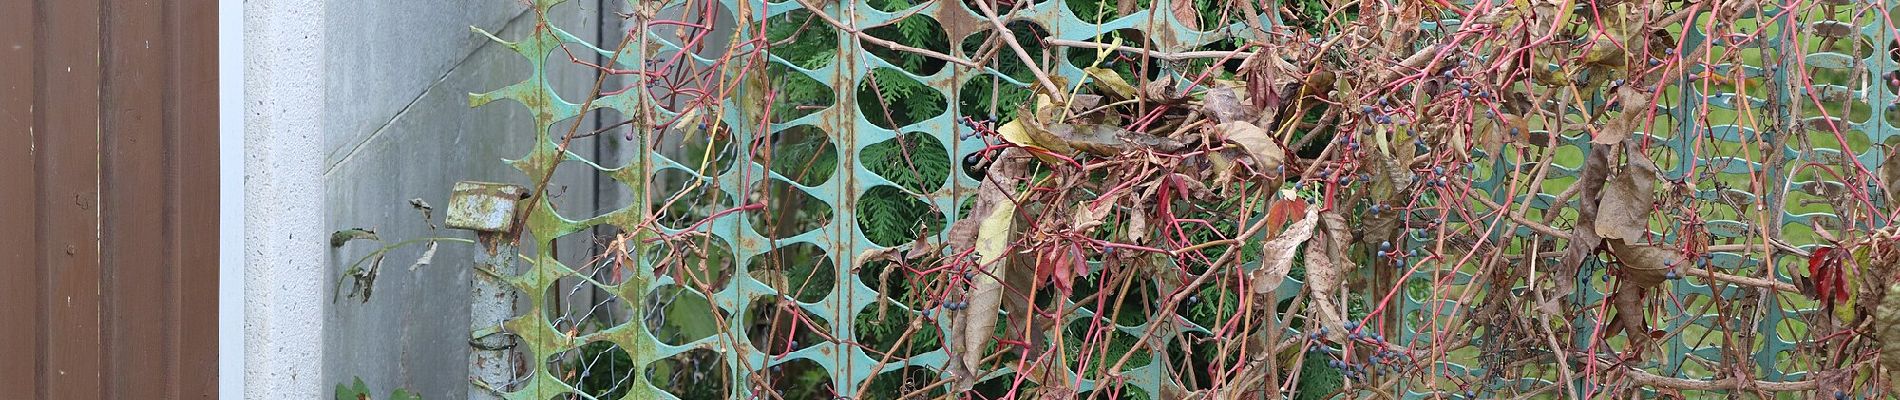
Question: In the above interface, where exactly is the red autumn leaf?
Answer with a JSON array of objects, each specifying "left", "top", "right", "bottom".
[
  {"left": 1039, "top": 242, "right": 1087, "bottom": 292},
  {"left": 1263, "top": 197, "right": 1307, "bottom": 239},
  {"left": 1805, "top": 247, "right": 1828, "bottom": 294},
  {"left": 1807, "top": 247, "right": 1849, "bottom": 309}
]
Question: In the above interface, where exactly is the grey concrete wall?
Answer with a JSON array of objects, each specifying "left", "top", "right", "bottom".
[{"left": 319, "top": 1, "right": 623, "bottom": 399}]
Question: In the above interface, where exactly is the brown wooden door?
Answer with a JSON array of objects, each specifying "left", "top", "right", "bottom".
[{"left": 1, "top": 0, "right": 220, "bottom": 398}]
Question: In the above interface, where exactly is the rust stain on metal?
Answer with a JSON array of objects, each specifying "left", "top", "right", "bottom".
[{"left": 446, "top": 181, "right": 529, "bottom": 233}]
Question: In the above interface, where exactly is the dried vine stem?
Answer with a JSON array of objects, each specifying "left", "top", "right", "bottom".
[
  {"left": 965, "top": 0, "right": 1063, "bottom": 95},
  {"left": 1045, "top": 39, "right": 1259, "bottom": 61}
]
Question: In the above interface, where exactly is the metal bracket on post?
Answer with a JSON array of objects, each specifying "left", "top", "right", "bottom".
[{"left": 446, "top": 181, "right": 528, "bottom": 399}]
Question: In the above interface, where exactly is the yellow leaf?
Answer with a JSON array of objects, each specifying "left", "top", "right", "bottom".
[
  {"left": 672, "top": 107, "right": 704, "bottom": 138},
  {"left": 1084, "top": 67, "right": 1138, "bottom": 99},
  {"left": 997, "top": 119, "right": 1041, "bottom": 149},
  {"left": 1031, "top": 93, "right": 1065, "bottom": 125},
  {"left": 974, "top": 200, "right": 1016, "bottom": 266},
  {"left": 1208, "top": 150, "right": 1236, "bottom": 187},
  {"left": 961, "top": 194, "right": 1015, "bottom": 378}
]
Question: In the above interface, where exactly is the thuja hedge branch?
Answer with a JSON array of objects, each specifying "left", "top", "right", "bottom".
[
  {"left": 965, "top": 0, "right": 1063, "bottom": 94},
  {"left": 784, "top": 0, "right": 982, "bottom": 69}
]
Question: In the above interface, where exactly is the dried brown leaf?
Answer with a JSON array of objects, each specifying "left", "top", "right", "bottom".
[
  {"left": 1607, "top": 238, "right": 1679, "bottom": 289},
  {"left": 1604, "top": 237, "right": 1678, "bottom": 346},
  {"left": 905, "top": 235, "right": 943, "bottom": 260},
  {"left": 407, "top": 241, "right": 438, "bottom": 271},
  {"left": 1168, "top": 0, "right": 1200, "bottom": 31},
  {"left": 1553, "top": 144, "right": 1614, "bottom": 308},
  {"left": 1142, "top": 76, "right": 1186, "bottom": 104},
  {"left": 946, "top": 149, "right": 1031, "bottom": 384},
  {"left": 1878, "top": 278, "right": 1900, "bottom": 371},
  {"left": 1201, "top": 84, "right": 1258, "bottom": 124},
  {"left": 1592, "top": 86, "right": 1651, "bottom": 145},
  {"left": 1041, "top": 123, "right": 1120, "bottom": 156},
  {"left": 1041, "top": 123, "right": 1187, "bottom": 156},
  {"left": 1128, "top": 209, "right": 1150, "bottom": 244},
  {"left": 1305, "top": 211, "right": 1353, "bottom": 341},
  {"left": 1251, "top": 205, "right": 1320, "bottom": 294},
  {"left": 1073, "top": 198, "right": 1116, "bottom": 232},
  {"left": 1218, "top": 121, "right": 1287, "bottom": 173},
  {"left": 1238, "top": 50, "right": 1303, "bottom": 117},
  {"left": 1604, "top": 238, "right": 1677, "bottom": 346},
  {"left": 1594, "top": 147, "right": 1659, "bottom": 241}
]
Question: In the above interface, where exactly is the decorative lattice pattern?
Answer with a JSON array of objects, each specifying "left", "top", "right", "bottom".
[{"left": 468, "top": 0, "right": 1900, "bottom": 398}]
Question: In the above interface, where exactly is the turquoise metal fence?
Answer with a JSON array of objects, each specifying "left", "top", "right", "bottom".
[{"left": 469, "top": 0, "right": 1900, "bottom": 398}]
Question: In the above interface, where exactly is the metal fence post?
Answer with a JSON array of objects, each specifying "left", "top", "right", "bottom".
[{"left": 446, "top": 181, "right": 528, "bottom": 400}]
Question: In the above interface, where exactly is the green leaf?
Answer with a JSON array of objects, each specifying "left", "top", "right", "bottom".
[
  {"left": 334, "top": 377, "right": 370, "bottom": 400},
  {"left": 388, "top": 389, "right": 422, "bottom": 400}
]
